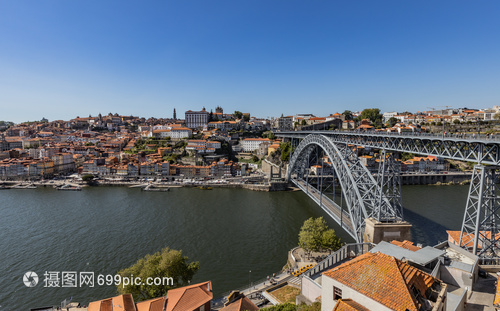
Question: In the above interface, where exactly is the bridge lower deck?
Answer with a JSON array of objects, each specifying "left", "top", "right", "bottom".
[{"left": 292, "top": 178, "right": 356, "bottom": 239}]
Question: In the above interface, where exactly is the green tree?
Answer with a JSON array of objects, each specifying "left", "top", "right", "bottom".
[
  {"left": 401, "top": 152, "right": 414, "bottom": 161},
  {"left": 298, "top": 217, "right": 342, "bottom": 252},
  {"left": 81, "top": 174, "right": 94, "bottom": 183},
  {"left": 360, "top": 108, "right": 383, "bottom": 128},
  {"left": 252, "top": 155, "right": 259, "bottom": 162},
  {"left": 494, "top": 112, "right": 500, "bottom": 120},
  {"left": 262, "top": 131, "right": 276, "bottom": 140},
  {"left": 243, "top": 113, "right": 250, "bottom": 122},
  {"left": 387, "top": 117, "right": 398, "bottom": 128},
  {"left": 301, "top": 119, "right": 307, "bottom": 126},
  {"left": 117, "top": 247, "right": 199, "bottom": 301},
  {"left": 453, "top": 119, "right": 460, "bottom": 125},
  {"left": 234, "top": 111, "right": 243, "bottom": 119},
  {"left": 342, "top": 110, "right": 353, "bottom": 121},
  {"left": 280, "top": 142, "right": 291, "bottom": 162}
]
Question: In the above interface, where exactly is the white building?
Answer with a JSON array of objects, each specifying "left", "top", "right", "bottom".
[
  {"left": 185, "top": 108, "right": 209, "bottom": 129},
  {"left": 241, "top": 138, "right": 271, "bottom": 152},
  {"left": 151, "top": 127, "right": 192, "bottom": 140},
  {"left": 170, "top": 127, "right": 192, "bottom": 139}
]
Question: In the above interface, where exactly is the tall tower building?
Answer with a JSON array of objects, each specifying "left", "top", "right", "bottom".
[{"left": 173, "top": 108, "right": 177, "bottom": 120}]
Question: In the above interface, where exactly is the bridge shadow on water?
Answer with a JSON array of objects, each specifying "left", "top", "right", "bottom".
[{"left": 402, "top": 207, "right": 449, "bottom": 246}]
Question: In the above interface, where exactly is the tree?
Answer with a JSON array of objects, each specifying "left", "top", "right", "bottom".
[
  {"left": 262, "top": 131, "right": 275, "bottom": 140},
  {"left": 453, "top": 119, "right": 460, "bottom": 125},
  {"left": 298, "top": 217, "right": 342, "bottom": 252},
  {"left": 81, "top": 174, "right": 94, "bottom": 182},
  {"left": 301, "top": 119, "right": 307, "bottom": 126},
  {"left": 252, "top": 155, "right": 259, "bottom": 162},
  {"left": 359, "top": 108, "right": 383, "bottom": 128},
  {"left": 234, "top": 111, "right": 243, "bottom": 119},
  {"left": 401, "top": 152, "right": 414, "bottom": 161},
  {"left": 494, "top": 112, "right": 500, "bottom": 120},
  {"left": 280, "top": 142, "right": 291, "bottom": 162},
  {"left": 117, "top": 247, "right": 199, "bottom": 301},
  {"left": 387, "top": 117, "right": 398, "bottom": 128},
  {"left": 342, "top": 110, "right": 353, "bottom": 121}
]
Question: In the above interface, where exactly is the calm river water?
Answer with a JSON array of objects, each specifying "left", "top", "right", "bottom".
[{"left": 0, "top": 185, "right": 468, "bottom": 310}]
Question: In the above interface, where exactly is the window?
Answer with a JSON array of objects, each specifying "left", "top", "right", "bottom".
[{"left": 333, "top": 286, "right": 342, "bottom": 300}]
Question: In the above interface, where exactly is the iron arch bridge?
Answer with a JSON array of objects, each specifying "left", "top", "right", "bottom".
[
  {"left": 278, "top": 131, "right": 500, "bottom": 260},
  {"left": 287, "top": 134, "right": 402, "bottom": 243}
]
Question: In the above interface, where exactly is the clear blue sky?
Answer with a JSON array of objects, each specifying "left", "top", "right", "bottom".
[{"left": 1, "top": 1, "right": 499, "bottom": 123}]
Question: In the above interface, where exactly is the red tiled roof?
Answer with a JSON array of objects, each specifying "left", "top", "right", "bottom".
[
  {"left": 112, "top": 294, "right": 135, "bottom": 311},
  {"left": 166, "top": 281, "right": 213, "bottom": 311},
  {"left": 323, "top": 252, "right": 436, "bottom": 311},
  {"left": 88, "top": 294, "right": 135, "bottom": 311},
  {"left": 332, "top": 299, "right": 370, "bottom": 311},
  {"left": 220, "top": 295, "right": 259, "bottom": 311},
  {"left": 88, "top": 299, "right": 112, "bottom": 311},
  {"left": 390, "top": 240, "right": 422, "bottom": 252},
  {"left": 136, "top": 297, "right": 165, "bottom": 311}
]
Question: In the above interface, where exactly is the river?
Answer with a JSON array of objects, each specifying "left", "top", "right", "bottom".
[{"left": 0, "top": 185, "right": 468, "bottom": 310}]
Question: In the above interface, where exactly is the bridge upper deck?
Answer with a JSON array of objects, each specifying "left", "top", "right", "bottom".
[{"left": 276, "top": 130, "right": 500, "bottom": 165}]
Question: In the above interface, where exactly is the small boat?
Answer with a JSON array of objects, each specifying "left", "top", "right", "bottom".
[
  {"left": 56, "top": 184, "right": 82, "bottom": 191},
  {"left": 199, "top": 185, "right": 213, "bottom": 190},
  {"left": 142, "top": 185, "right": 170, "bottom": 192}
]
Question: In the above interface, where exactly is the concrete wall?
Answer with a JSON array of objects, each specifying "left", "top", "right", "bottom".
[
  {"left": 439, "top": 266, "right": 473, "bottom": 290},
  {"left": 321, "top": 276, "right": 392, "bottom": 311},
  {"left": 300, "top": 275, "right": 322, "bottom": 305},
  {"left": 401, "top": 173, "right": 471, "bottom": 185},
  {"left": 363, "top": 218, "right": 412, "bottom": 244}
]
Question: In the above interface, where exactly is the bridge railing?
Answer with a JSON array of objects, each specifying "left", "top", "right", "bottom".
[
  {"left": 280, "top": 129, "right": 500, "bottom": 142},
  {"left": 301, "top": 243, "right": 375, "bottom": 279}
]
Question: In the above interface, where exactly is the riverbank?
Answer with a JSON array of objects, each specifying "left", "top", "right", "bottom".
[
  {"left": 401, "top": 172, "right": 471, "bottom": 185},
  {"left": 0, "top": 179, "right": 290, "bottom": 192}
]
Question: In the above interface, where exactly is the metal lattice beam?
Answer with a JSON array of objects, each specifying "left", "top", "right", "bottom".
[
  {"left": 288, "top": 134, "right": 402, "bottom": 243},
  {"left": 459, "top": 165, "right": 500, "bottom": 258},
  {"left": 377, "top": 151, "right": 403, "bottom": 220},
  {"left": 277, "top": 131, "right": 500, "bottom": 165}
]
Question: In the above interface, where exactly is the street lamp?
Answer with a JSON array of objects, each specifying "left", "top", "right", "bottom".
[
  {"left": 441, "top": 118, "right": 445, "bottom": 139},
  {"left": 477, "top": 117, "right": 481, "bottom": 137}
]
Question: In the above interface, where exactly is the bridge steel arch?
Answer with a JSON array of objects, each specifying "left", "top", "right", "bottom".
[{"left": 287, "top": 134, "right": 402, "bottom": 243}]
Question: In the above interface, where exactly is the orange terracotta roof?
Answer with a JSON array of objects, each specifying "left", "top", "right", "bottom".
[
  {"left": 88, "top": 294, "right": 135, "bottom": 311},
  {"left": 136, "top": 297, "right": 165, "bottom": 311},
  {"left": 323, "top": 252, "right": 436, "bottom": 311},
  {"left": 220, "top": 295, "right": 259, "bottom": 311},
  {"left": 390, "top": 240, "right": 421, "bottom": 252},
  {"left": 447, "top": 230, "right": 500, "bottom": 248},
  {"left": 88, "top": 298, "right": 113, "bottom": 311},
  {"left": 112, "top": 294, "right": 135, "bottom": 311},
  {"left": 332, "top": 299, "right": 369, "bottom": 311},
  {"left": 166, "top": 281, "right": 213, "bottom": 311}
]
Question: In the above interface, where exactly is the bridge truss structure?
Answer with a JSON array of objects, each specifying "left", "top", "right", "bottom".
[
  {"left": 278, "top": 131, "right": 500, "bottom": 259},
  {"left": 287, "top": 134, "right": 402, "bottom": 243}
]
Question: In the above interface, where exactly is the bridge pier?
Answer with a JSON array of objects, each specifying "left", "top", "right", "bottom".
[{"left": 363, "top": 217, "right": 412, "bottom": 244}]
